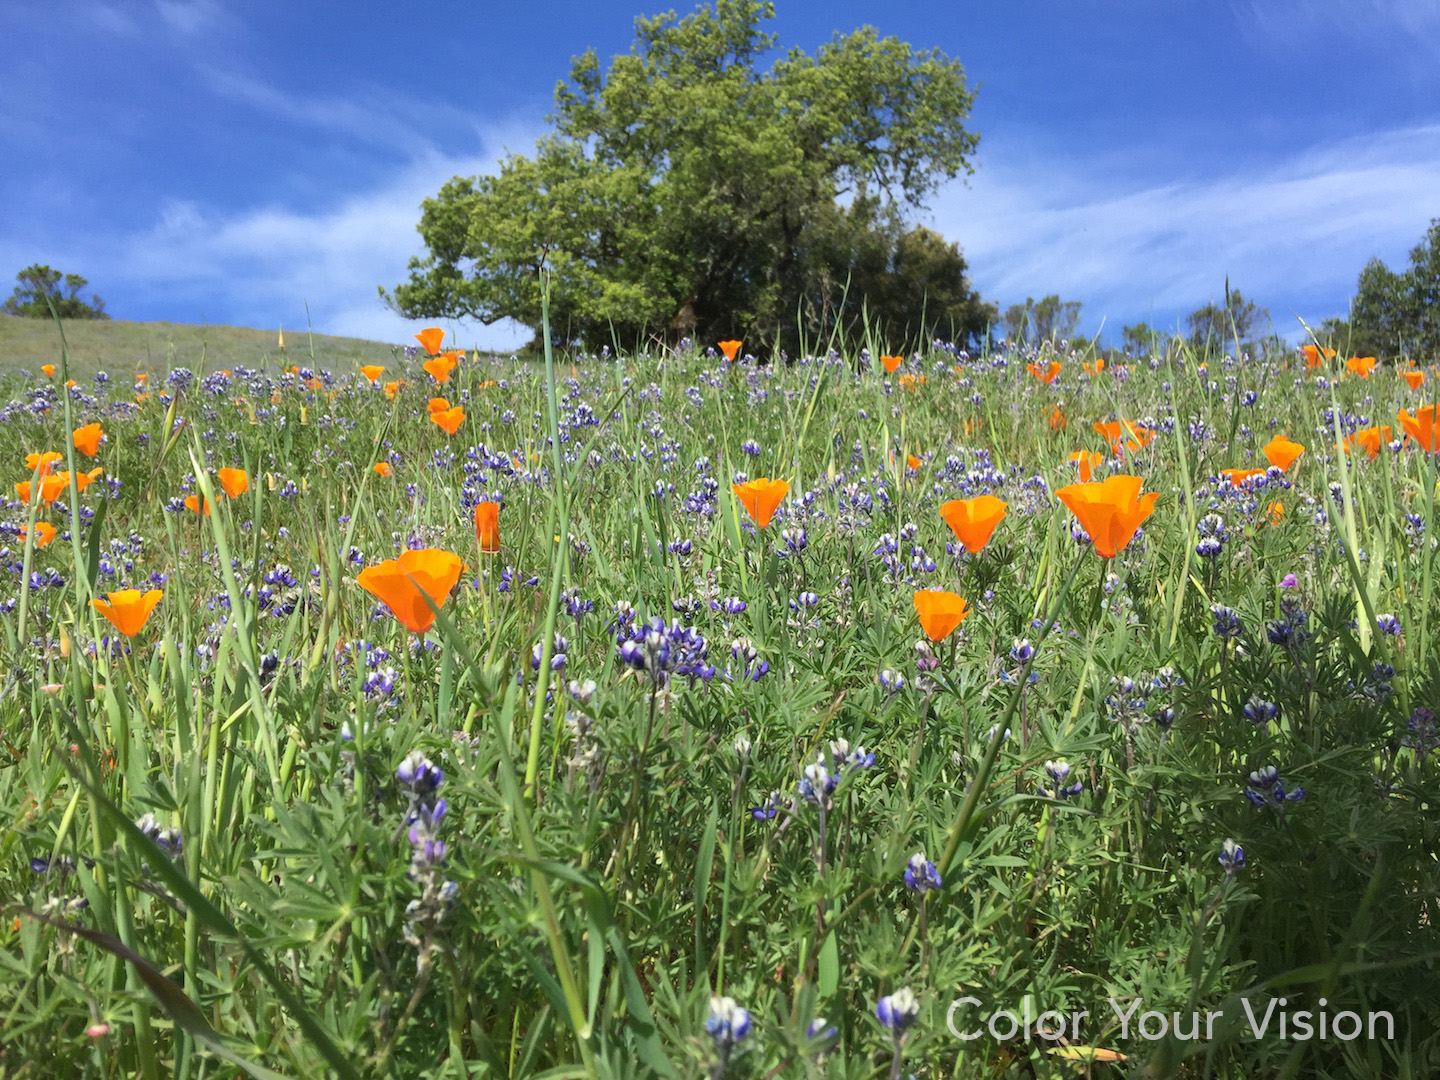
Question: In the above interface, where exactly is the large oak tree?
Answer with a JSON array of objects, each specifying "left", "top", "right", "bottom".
[{"left": 384, "top": 1, "right": 989, "bottom": 352}]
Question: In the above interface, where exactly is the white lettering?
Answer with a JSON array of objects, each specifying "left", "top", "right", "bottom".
[
  {"left": 1138, "top": 1011, "right": 1168, "bottom": 1040},
  {"left": 989, "top": 1010, "right": 1019, "bottom": 1041},
  {"left": 946, "top": 998, "right": 983, "bottom": 1041},
  {"left": 1241, "top": 996, "right": 1279, "bottom": 1039},
  {"left": 1368, "top": 1011, "right": 1394, "bottom": 1040},
  {"left": 1332, "top": 1011, "right": 1360, "bottom": 1041},
  {"left": 1108, "top": 998, "right": 1142, "bottom": 1039}
]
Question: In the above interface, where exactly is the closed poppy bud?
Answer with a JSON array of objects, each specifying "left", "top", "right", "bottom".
[
  {"left": 72, "top": 423, "right": 103, "bottom": 457},
  {"left": 474, "top": 500, "right": 500, "bottom": 553},
  {"left": 91, "top": 589, "right": 164, "bottom": 638},
  {"left": 218, "top": 468, "right": 249, "bottom": 499}
]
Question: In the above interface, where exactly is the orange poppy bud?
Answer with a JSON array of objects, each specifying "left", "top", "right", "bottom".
[
  {"left": 474, "top": 501, "right": 500, "bottom": 553},
  {"left": 41, "top": 364, "right": 56, "bottom": 377}
]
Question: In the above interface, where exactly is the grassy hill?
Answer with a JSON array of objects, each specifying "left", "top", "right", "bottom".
[{"left": 0, "top": 315, "right": 402, "bottom": 378}]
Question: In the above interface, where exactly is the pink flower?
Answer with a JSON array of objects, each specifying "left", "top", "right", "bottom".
[{"left": 1279, "top": 573, "right": 1298, "bottom": 588}]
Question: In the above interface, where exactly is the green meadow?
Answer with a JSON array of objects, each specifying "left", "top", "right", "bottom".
[{"left": 1, "top": 317, "right": 1438, "bottom": 1079}]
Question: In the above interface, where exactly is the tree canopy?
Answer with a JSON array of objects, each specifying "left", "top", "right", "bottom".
[
  {"left": 1183, "top": 287, "right": 1268, "bottom": 354},
  {"left": 384, "top": 1, "right": 989, "bottom": 352},
  {"left": 3, "top": 264, "right": 109, "bottom": 320},
  {"left": 1337, "top": 219, "right": 1440, "bottom": 361}
]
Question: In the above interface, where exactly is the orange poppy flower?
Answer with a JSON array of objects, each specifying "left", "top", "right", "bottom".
[
  {"left": 1403, "top": 369, "right": 1425, "bottom": 390},
  {"left": 430, "top": 406, "right": 465, "bottom": 435},
  {"left": 905, "top": 453, "right": 922, "bottom": 471},
  {"left": 1301, "top": 344, "right": 1335, "bottom": 369},
  {"left": 135, "top": 373, "right": 148, "bottom": 384},
  {"left": 913, "top": 589, "right": 969, "bottom": 642},
  {"left": 91, "top": 589, "right": 164, "bottom": 638},
  {"left": 22, "top": 522, "right": 56, "bottom": 548},
  {"left": 1262, "top": 435, "right": 1304, "bottom": 471},
  {"left": 415, "top": 327, "right": 446, "bottom": 356},
  {"left": 1069, "top": 450, "right": 1104, "bottom": 482},
  {"left": 1345, "top": 355, "right": 1376, "bottom": 379},
  {"left": 72, "top": 423, "right": 103, "bottom": 457},
  {"left": 718, "top": 340, "right": 743, "bottom": 363},
  {"left": 1027, "top": 361, "right": 1061, "bottom": 384},
  {"left": 41, "top": 364, "right": 56, "bottom": 377},
  {"left": 384, "top": 380, "right": 400, "bottom": 400},
  {"left": 1049, "top": 405, "right": 1067, "bottom": 431},
  {"left": 423, "top": 355, "right": 456, "bottom": 383},
  {"left": 1093, "top": 419, "right": 1153, "bottom": 455},
  {"left": 939, "top": 496, "right": 1008, "bottom": 554},
  {"left": 1398, "top": 404, "right": 1440, "bottom": 454},
  {"left": 1268, "top": 500, "right": 1285, "bottom": 525},
  {"left": 427, "top": 396, "right": 450, "bottom": 414},
  {"left": 1083, "top": 357, "right": 1105, "bottom": 376},
  {"left": 474, "top": 500, "right": 500, "bottom": 553},
  {"left": 733, "top": 477, "right": 789, "bottom": 529},
  {"left": 184, "top": 494, "right": 214, "bottom": 516},
  {"left": 1220, "top": 467, "right": 1267, "bottom": 488},
  {"left": 1055, "top": 474, "right": 1160, "bottom": 558},
  {"left": 360, "top": 364, "right": 385, "bottom": 384},
  {"left": 373, "top": 462, "right": 393, "bottom": 477},
  {"left": 357, "top": 548, "right": 464, "bottom": 634},
  {"left": 218, "top": 468, "right": 250, "bottom": 499},
  {"left": 25, "top": 451, "right": 64, "bottom": 478},
  {"left": 1341, "top": 426, "right": 1391, "bottom": 461},
  {"left": 897, "top": 373, "right": 925, "bottom": 391},
  {"left": 881, "top": 354, "right": 903, "bottom": 374}
]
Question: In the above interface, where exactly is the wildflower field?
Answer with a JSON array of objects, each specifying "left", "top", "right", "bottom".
[{"left": 3, "top": 320, "right": 1440, "bottom": 1080}]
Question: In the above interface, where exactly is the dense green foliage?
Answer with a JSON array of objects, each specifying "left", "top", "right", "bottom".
[
  {"left": 384, "top": 1, "right": 990, "bottom": 352},
  {"left": 1325, "top": 218, "right": 1440, "bottom": 361},
  {"left": 2, "top": 326, "right": 1440, "bottom": 1078},
  {"left": 4, "top": 264, "right": 110, "bottom": 321}
]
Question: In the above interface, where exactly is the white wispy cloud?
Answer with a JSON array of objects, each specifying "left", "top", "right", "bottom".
[
  {"left": 931, "top": 123, "right": 1440, "bottom": 339},
  {"left": 1231, "top": 0, "right": 1440, "bottom": 63},
  {"left": 100, "top": 130, "right": 541, "bottom": 350}
]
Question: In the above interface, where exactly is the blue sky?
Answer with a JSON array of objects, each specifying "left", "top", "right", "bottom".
[{"left": 3, "top": 0, "right": 1438, "bottom": 351}]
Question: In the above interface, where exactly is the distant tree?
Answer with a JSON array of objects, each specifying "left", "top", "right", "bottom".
[
  {"left": 3, "top": 264, "right": 109, "bottom": 319},
  {"left": 999, "top": 294, "right": 1082, "bottom": 347},
  {"left": 1184, "top": 287, "right": 1267, "bottom": 353},
  {"left": 807, "top": 195, "right": 994, "bottom": 349},
  {"left": 1341, "top": 220, "right": 1440, "bottom": 362},
  {"left": 385, "top": 1, "right": 983, "bottom": 352},
  {"left": 1120, "top": 321, "right": 1170, "bottom": 356}
]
